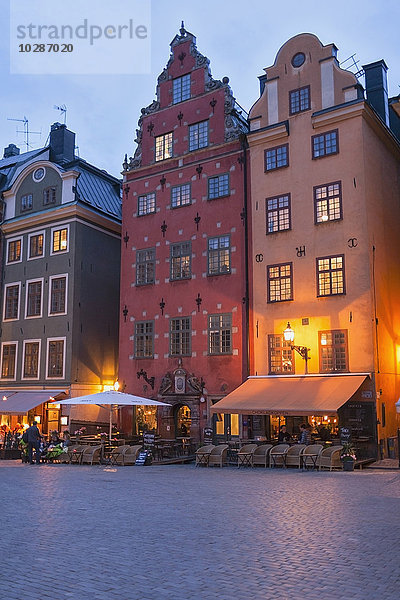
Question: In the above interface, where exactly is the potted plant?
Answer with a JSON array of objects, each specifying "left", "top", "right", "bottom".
[{"left": 340, "top": 442, "right": 357, "bottom": 471}]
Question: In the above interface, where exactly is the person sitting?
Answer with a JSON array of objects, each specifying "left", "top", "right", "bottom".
[
  {"left": 278, "top": 425, "right": 292, "bottom": 443},
  {"left": 62, "top": 431, "right": 72, "bottom": 447},
  {"left": 298, "top": 423, "right": 311, "bottom": 445}
]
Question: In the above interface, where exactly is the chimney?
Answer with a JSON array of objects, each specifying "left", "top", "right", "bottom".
[
  {"left": 49, "top": 122, "right": 75, "bottom": 165},
  {"left": 362, "top": 60, "right": 389, "bottom": 127},
  {"left": 3, "top": 144, "right": 20, "bottom": 159}
]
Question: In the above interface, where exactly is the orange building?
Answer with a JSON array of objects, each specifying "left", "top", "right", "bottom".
[{"left": 213, "top": 34, "right": 400, "bottom": 459}]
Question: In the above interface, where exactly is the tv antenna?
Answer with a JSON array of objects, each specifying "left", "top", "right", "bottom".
[
  {"left": 54, "top": 104, "right": 67, "bottom": 124},
  {"left": 340, "top": 54, "right": 364, "bottom": 80},
  {"left": 7, "top": 116, "right": 42, "bottom": 152}
]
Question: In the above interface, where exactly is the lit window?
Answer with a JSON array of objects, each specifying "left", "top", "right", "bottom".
[
  {"left": 289, "top": 86, "right": 310, "bottom": 114},
  {"left": 29, "top": 233, "right": 44, "bottom": 258},
  {"left": 317, "top": 255, "right": 345, "bottom": 296},
  {"left": 315, "top": 182, "right": 342, "bottom": 223},
  {"left": 268, "top": 335, "right": 294, "bottom": 374},
  {"left": 319, "top": 330, "right": 348, "bottom": 372},
  {"left": 267, "top": 263, "right": 293, "bottom": 302},
  {"left": 136, "top": 248, "right": 155, "bottom": 285},
  {"left": 208, "top": 174, "right": 229, "bottom": 199},
  {"left": 138, "top": 193, "right": 156, "bottom": 216},
  {"left": 265, "top": 145, "right": 289, "bottom": 171},
  {"left": 1, "top": 343, "right": 17, "bottom": 379},
  {"left": 171, "top": 184, "right": 191, "bottom": 208},
  {"left": 189, "top": 121, "right": 208, "bottom": 151},
  {"left": 170, "top": 242, "right": 191, "bottom": 280},
  {"left": 21, "top": 194, "right": 33, "bottom": 211},
  {"left": 7, "top": 239, "right": 21, "bottom": 263},
  {"left": 266, "top": 194, "right": 291, "bottom": 233},
  {"left": 208, "top": 235, "right": 230, "bottom": 275},
  {"left": 155, "top": 132, "right": 173, "bottom": 162},
  {"left": 208, "top": 314, "right": 232, "bottom": 355},
  {"left": 4, "top": 284, "right": 20, "bottom": 320},
  {"left": 135, "top": 321, "right": 154, "bottom": 358},
  {"left": 173, "top": 74, "right": 191, "bottom": 104},
  {"left": 23, "top": 341, "right": 40, "bottom": 379},
  {"left": 312, "top": 130, "right": 338, "bottom": 159},
  {"left": 26, "top": 281, "right": 42, "bottom": 317},
  {"left": 170, "top": 317, "right": 191, "bottom": 356},
  {"left": 49, "top": 277, "right": 66, "bottom": 314},
  {"left": 52, "top": 228, "right": 68, "bottom": 253},
  {"left": 47, "top": 339, "right": 65, "bottom": 378}
]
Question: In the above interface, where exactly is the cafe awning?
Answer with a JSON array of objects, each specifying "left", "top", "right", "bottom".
[
  {"left": 210, "top": 374, "right": 369, "bottom": 416},
  {"left": 0, "top": 390, "right": 65, "bottom": 415}
]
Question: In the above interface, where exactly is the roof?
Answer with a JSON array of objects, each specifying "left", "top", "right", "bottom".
[
  {"left": 210, "top": 374, "right": 369, "bottom": 416},
  {"left": 0, "top": 147, "right": 48, "bottom": 191},
  {"left": 0, "top": 390, "right": 65, "bottom": 415}
]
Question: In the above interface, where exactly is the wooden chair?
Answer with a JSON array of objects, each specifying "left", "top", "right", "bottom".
[
  {"left": 252, "top": 444, "right": 273, "bottom": 467},
  {"left": 195, "top": 444, "right": 215, "bottom": 467},
  {"left": 302, "top": 444, "right": 324, "bottom": 469},
  {"left": 269, "top": 444, "right": 290, "bottom": 468},
  {"left": 237, "top": 444, "right": 258, "bottom": 467},
  {"left": 285, "top": 444, "right": 306, "bottom": 468},
  {"left": 123, "top": 445, "right": 143, "bottom": 465},
  {"left": 208, "top": 444, "right": 229, "bottom": 467},
  {"left": 318, "top": 446, "right": 343, "bottom": 471}
]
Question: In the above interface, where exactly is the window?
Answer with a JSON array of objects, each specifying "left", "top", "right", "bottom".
[
  {"left": 171, "top": 183, "right": 191, "bottom": 208},
  {"left": 21, "top": 194, "right": 33, "bottom": 211},
  {"left": 136, "top": 248, "right": 155, "bottom": 285},
  {"left": 208, "top": 314, "right": 232, "bottom": 355},
  {"left": 47, "top": 338, "right": 65, "bottom": 378},
  {"left": 319, "top": 330, "right": 348, "bottom": 372},
  {"left": 155, "top": 132, "right": 173, "bottom": 162},
  {"left": 4, "top": 283, "right": 20, "bottom": 320},
  {"left": 265, "top": 144, "right": 289, "bottom": 172},
  {"left": 173, "top": 74, "right": 191, "bottom": 104},
  {"left": 268, "top": 335, "right": 294, "bottom": 374},
  {"left": 266, "top": 194, "right": 291, "bottom": 233},
  {"left": 189, "top": 121, "right": 208, "bottom": 151},
  {"left": 28, "top": 233, "right": 44, "bottom": 259},
  {"left": 43, "top": 186, "right": 56, "bottom": 205},
  {"left": 314, "top": 182, "right": 342, "bottom": 223},
  {"left": 26, "top": 280, "right": 43, "bottom": 318},
  {"left": 289, "top": 85, "right": 310, "bottom": 114},
  {"left": 317, "top": 255, "right": 345, "bottom": 296},
  {"left": 208, "top": 174, "right": 229, "bottom": 200},
  {"left": 208, "top": 235, "right": 230, "bottom": 275},
  {"left": 1, "top": 343, "right": 17, "bottom": 379},
  {"left": 170, "top": 317, "right": 191, "bottom": 356},
  {"left": 312, "top": 130, "right": 338, "bottom": 159},
  {"left": 267, "top": 263, "right": 293, "bottom": 302},
  {"left": 23, "top": 341, "right": 40, "bottom": 379},
  {"left": 49, "top": 276, "right": 67, "bottom": 314},
  {"left": 7, "top": 239, "right": 22, "bottom": 263},
  {"left": 32, "top": 167, "right": 45, "bottom": 182},
  {"left": 138, "top": 193, "right": 156, "bottom": 216},
  {"left": 170, "top": 242, "right": 191, "bottom": 280},
  {"left": 52, "top": 227, "right": 68, "bottom": 253},
  {"left": 135, "top": 321, "right": 154, "bottom": 358}
]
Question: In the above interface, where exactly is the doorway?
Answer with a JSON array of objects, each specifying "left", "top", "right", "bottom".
[{"left": 175, "top": 404, "right": 191, "bottom": 437}]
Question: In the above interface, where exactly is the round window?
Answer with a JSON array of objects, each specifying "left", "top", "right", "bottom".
[
  {"left": 291, "top": 52, "right": 306, "bottom": 68},
  {"left": 32, "top": 167, "right": 45, "bottom": 182}
]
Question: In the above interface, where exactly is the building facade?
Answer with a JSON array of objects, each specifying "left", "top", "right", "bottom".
[
  {"left": 120, "top": 25, "right": 249, "bottom": 443},
  {"left": 243, "top": 34, "right": 400, "bottom": 456},
  {"left": 0, "top": 123, "right": 121, "bottom": 434}
]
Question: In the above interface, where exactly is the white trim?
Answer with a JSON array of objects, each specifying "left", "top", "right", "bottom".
[
  {"left": 0, "top": 341, "right": 18, "bottom": 381},
  {"left": 21, "top": 339, "right": 41, "bottom": 381},
  {"left": 50, "top": 223, "right": 70, "bottom": 255},
  {"left": 27, "top": 230, "right": 45, "bottom": 261},
  {"left": 5, "top": 236, "right": 23, "bottom": 265},
  {"left": 3, "top": 281, "right": 21, "bottom": 321},
  {"left": 48, "top": 273, "right": 68, "bottom": 317},
  {"left": 32, "top": 166, "right": 46, "bottom": 182},
  {"left": 25, "top": 277, "right": 44, "bottom": 319},
  {"left": 46, "top": 337, "right": 66, "bottom": 380}
]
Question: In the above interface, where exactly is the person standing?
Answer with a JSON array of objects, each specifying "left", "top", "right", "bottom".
[
  {"left": 26, "top": 421, "right": 42, "bottom": 464},
  {"left": 298, "top": 423, "right": 311, "bottom": 445}
]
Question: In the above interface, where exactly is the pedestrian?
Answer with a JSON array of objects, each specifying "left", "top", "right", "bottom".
[
  {"left": 298, "top": 423, "right": 311, "bottom": 445},
  {"left": 278, "top": 425, "right": 292, "bottom": 443},
  {"left": 26, "top": 421, "right": 42, "bottom": 464}
]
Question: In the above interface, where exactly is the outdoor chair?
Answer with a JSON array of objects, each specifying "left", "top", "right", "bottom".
[
  {"left": 208, "top": 444, "right": 229, "bottom": 467},
  {"left": 252, "top": 444, "right": 273, "bottom": 467},
  {"left": 285, "top": 444, "right": 306, "bottom": 468},
  {"left": 123, "top": 444, "right": 143, "bottom": 465},
  {"left": 80, "top": 445, "right": 102, "bottom": 465},
  {"left": 318, "top": 446, "right": 343, "bottom": 471},
  {"left": 301, "top": 444, "right": 324, "bottom": 470},
  {"left": 237, "top": 444, "right": 258, "bottom": 467},
  {"left": 269, "top": 444, "right": 290, "bottom": 468},
  {"left": 109, "top": 445, "right": 130, "bottom": 466},
  {"left": 195, "top": 444, "right": 215, "bottom": 467}
]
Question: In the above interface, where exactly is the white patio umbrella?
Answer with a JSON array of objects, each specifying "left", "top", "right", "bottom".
[{"left": 50, "top": 390, "right": 170, "bottom": 441}]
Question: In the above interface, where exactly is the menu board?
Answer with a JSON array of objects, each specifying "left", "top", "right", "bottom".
[
  {"left": 143, "top": 432, "right": 155, "bottom": 447},
  {"left": 339, "top": 401, "right": 375, "bottom": 438},
  {"left": 203, "top": 427, "right": 213, "bottom": 444},
  {"left": 135, "top": 450, "right": 152, "bottom": 466}
]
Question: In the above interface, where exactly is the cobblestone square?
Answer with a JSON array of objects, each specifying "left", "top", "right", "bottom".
[{"left": 1, "top": 462, "right": 399, "bottom": 600}]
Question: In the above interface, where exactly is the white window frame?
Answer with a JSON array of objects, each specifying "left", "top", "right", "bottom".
[
  {"left": 50, "top": 224, "right": 70, "bottom": 255},
  {"left": 46, "top": 337, "right": 66, "bottom": 380},
  {"left": 6, "top": 237, "right": 23, "bottom": 265},
  {"left": 3, "top": 281, "right": 21, "bottom": 321},
  {"left": 0, "top": 341, "right": 18, "bottom": 381},
  {"left": 27, "top": 230, "right": 45, "bottom": 261},
  {"left": 25, "top": 277, "right": 44, "bottom": 319},
  {"left": 48, "top": 273, "right": 68, "bottom": 316},
  {"left": 22, "top": 339, "right": 41, "bottom": 381}
]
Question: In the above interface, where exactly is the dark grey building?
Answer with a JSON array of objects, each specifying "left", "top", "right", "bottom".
[{"left": 0, "top": 123, "right": 121, "bottom": 434}]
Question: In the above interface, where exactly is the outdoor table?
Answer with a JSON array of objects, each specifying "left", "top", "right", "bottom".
[
  {"left": 301, "top": 453, "right": 319, "bottom": 470},
  {"left": 237, "top": 452, "right": 253, "bottom": 467},
  {"left": 227, "top": 448, "right": 239, "bottom": 465},
  {"left": 196, "top": 451, "right": 211, "bottom": 466},
  {"left": 271, "top": 451, "right": 288, "bottom": 468}
]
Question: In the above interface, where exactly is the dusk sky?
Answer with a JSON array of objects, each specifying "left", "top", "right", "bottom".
[{"left": 0, "top": 0, "right": 399, "bottom": 177}]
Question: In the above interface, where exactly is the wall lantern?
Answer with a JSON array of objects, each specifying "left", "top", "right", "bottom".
[{"left": 283, "top": 321, "right": 310, "bottom": 374}]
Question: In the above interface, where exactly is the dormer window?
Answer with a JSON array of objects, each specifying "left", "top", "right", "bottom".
[
  {"left": 289, "top": 86, "right": 310, "bottom": 115},
  {"left": 21, "top": 194, "right": 33, "bottom": 212},
  {"left": 43, "top": 187, "right": 56, "bottom": 205},
  {"left": 173, "top": 74, "right": 191, "bottom": 104}
]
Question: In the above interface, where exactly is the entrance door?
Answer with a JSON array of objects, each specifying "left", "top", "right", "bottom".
[
  {"left": 175, "top": 405, "right": 191, "bottom": 437},
  {"left": 214, "top": 413, "right": 239, "bottom": 441}
]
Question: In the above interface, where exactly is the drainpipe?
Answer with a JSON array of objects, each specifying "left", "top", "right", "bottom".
[{"left": 240, "top": 134, "right": 250, "bottom": 378}]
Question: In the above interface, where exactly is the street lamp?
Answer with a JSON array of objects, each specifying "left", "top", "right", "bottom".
[{"left": 283, "top": 322, "right": 310, "bottom": 374}]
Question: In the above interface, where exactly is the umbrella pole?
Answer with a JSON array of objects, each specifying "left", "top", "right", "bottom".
[{"left": 109, "top": 406, "right": 113, "bottom": 442}]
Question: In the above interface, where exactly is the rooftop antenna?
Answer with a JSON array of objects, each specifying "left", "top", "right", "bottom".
[
  {"left": 340, "top": 54, "right": 364, "bottom": 80},
  {"left": 7, "top": 116, "right": 42, "bottom": 152},
  {"left": 53, "top": 104, "right": 67, "bottom": 124}
]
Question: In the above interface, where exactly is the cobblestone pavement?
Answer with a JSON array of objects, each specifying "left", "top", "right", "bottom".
[{"left": 1, "top": 462, "right": 400, "bottom": 600}]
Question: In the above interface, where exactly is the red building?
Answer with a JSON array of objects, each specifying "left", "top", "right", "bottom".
[{"left": 119, "top": 24, "right": 249, "bottom": 443}]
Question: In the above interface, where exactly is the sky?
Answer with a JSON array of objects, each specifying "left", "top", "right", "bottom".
[{"left": 0, "top": 0, "right": 399, "bottom": 178}]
